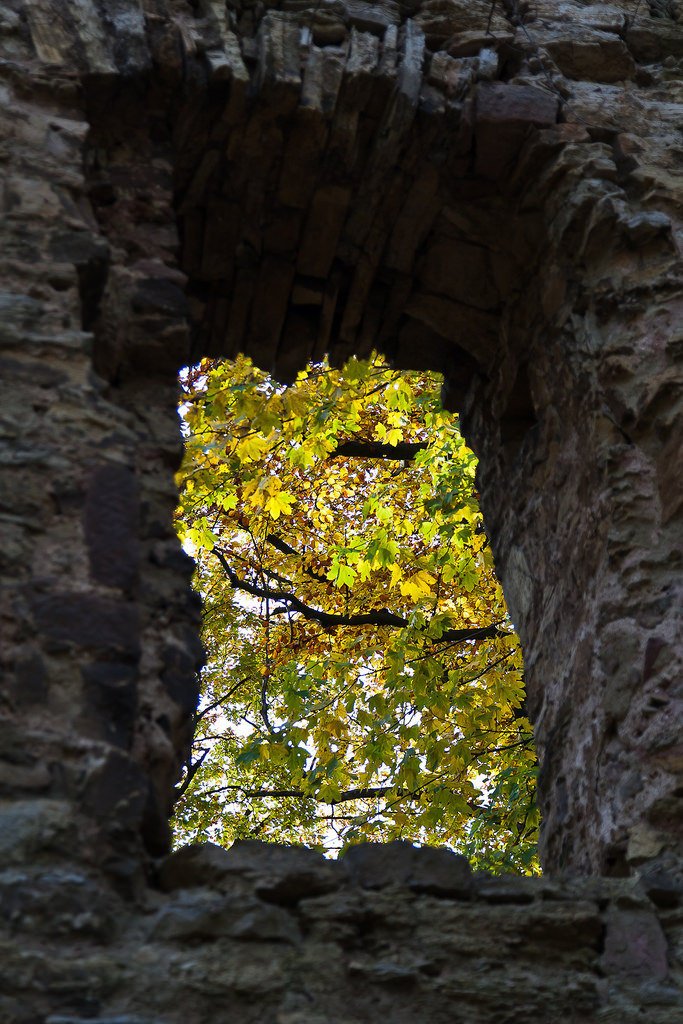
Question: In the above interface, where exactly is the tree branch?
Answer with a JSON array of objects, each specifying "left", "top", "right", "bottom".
[
  {"left": 174, "top": 747, "right": 210, "bottom": 801},
  {"left": 330, "top": 440, "right": 428, "bottom": 461},
  {"left": 200, "top": 782, "right": 485, "bottom": 813},
  {"left": 213, "top": 548, "right": 501, "bottom": 643},
  {"left": 195, "top": 676, "right": 251, "bottom": 722},
  {"left": 263, "top": 533, "right": 328, "bottom": 583},
  {"left": 207, "top": 785, "right": 396, "bottom": 802},
  {"left": 260, "top": 672, "right": 273, "bottom": 733}
]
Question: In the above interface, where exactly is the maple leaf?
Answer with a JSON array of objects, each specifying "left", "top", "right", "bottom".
[
  {"left": 173, "top": 353, "right": 537, "bottom": 874},
  {"left": 265, "top": 490, "right": 295, "bottom": 520},
  {"left": 400, "top": 570, "right": 436, "bottom": 601}
]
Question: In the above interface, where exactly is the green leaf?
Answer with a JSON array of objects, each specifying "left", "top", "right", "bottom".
[
  {"left": 236, "top": 742, "right": 262, "bottom": 766},
  {"left": 173, "top": 352, "right": 535, "bottom": 873}
]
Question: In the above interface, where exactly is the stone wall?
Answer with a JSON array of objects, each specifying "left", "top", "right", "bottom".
[
  {"left": 0, "top": 0, "right": 682, "bottom": 1020},
  {"left": 2, "top": 840, "right": 681, "bottom": 1024}
]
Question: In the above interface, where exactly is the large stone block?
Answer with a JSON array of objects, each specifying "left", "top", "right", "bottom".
[
  {"left": 31, "top": 594, "right": 141, "bottom": 660},
  {"left": 84, "top": 464, "right": 140, "bottom": 591}
]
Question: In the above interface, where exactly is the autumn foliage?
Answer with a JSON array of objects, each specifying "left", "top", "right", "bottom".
[{"left": 174, "top": 355, "right": 539, "bottom": 873}]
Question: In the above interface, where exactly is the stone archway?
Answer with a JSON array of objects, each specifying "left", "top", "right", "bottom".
[
  {"left": 1, "top": 1, "right": 682, "bottom": 1017},
  {"left": 78, "top": 0, "right": 683, "bottom": 875}
]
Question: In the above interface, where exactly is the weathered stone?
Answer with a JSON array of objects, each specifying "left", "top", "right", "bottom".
[
  {"left": 447, "top": 30, "right": 514, "bottom": 57},
  {"left": 474, "top": 82, "right": 560, "bottom": 179},
  {"left": 417, "top": 237, "right": 499, "bottom": 310},
  {"left": 0, "top": 759, "right": 50, "bottom": 792},
  {"left": 0, "top": 800, "right": 74, "bottom": 865},
  {"left": 152, "top": 886, "right": 301, "bottom": 943},
  {"left": 158, "top": 842, "right": 246, "bottom": 891},
  {"left": 159, "top": 839, "right": 341, "bottom": 903},
  {"left": 80, "top": 750, "right": 149, "bottom": 828},
  {"left": 539, "top": 26, "right": 637, "bottom": 83},
  {"left": 46, "top": 1018, "right": 160, "bottom": 1024},
  {"left": 131, "top": 278, "right": 189, "bottom": 318},
  {"left": 150, "top": 890, "right": 244, "bottom": 941},
  {"left": 638, "top": 863, "right": 683, "bottom": 909},
  {"left": 6, "top": 650, "right": 48, "bottom": 707},
  {"left": 404, "top": 292, "right": 498, "bottom": 366},
  {"left": 340, "top": 842, "right": 473, "bottom": 897},
  {"left": 31, "top": 594, "right": 140, "bottom": 659},
  {"left": 84, "top": 463, "right": 140, "bottom": 591},
  {"left": 0, "top": 867, "right": 114, "bottom": 940},
  {"left": 342, "top": 841, "right": 417, "bottom": 887},
  {"left": 231, "top": 903, "right": 302, "bottom": 943},
  {"left": 160, "top": 634, "right": 203, "bottom": 717},
  {"left": 297, "top": 186, "right": 352, "bottom": 278},
  {"left": 347, "top": 956, "right": 421, "bottom": 984},
  {"left": 81, "top": 662, "right": 138, "bottom": 749},
  {"left": 408, "top": 845, "right": 473, "bottom": 896},
  {"left": 1, "top": 2, "right": 682, "bottom": 1021},
  {"left": 602, "top": 906, "right": 670, "bottom": 981},
  {"left": 625, "top": 17, "right": 683, "bottom": 62},
  {"left": 473, "top": 874, "right": 539, "bottom": 904}
]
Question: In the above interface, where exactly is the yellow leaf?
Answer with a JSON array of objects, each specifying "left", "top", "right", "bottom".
[
  {"left": 357, "top": 560, "right": 372, "bottom": 582},
  {"left": 236, "top": 434, "right": 269, "bottom": 463},
  {"left": 389, "top": 563, "right": 403, "bottom": 587},
  {"left": 265, "top": 490, "right": 295, "bottom": 520},
  {"left": 400, "top": 570, "right": 436, "bottom": 600}
]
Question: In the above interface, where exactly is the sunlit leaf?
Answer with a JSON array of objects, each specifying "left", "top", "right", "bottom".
[{"left": 172, "top": 353, "right": 537, "bottom": 874}]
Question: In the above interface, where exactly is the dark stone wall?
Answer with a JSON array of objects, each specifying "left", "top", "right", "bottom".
[
  {"left": 2, "top": 839, "right": 681, "bottom": 1024},
  {"left": 0, "top": 0, "right": 682, "bottom": 1019}
]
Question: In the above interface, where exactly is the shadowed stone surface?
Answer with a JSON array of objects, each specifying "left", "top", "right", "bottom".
[{"left": 1, "top": 840, "right": 682, "bottom": 1023}]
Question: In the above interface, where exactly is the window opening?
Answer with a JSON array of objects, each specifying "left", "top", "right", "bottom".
[{"left": 173, "top": 354, "right": 538, "bottom": 874}]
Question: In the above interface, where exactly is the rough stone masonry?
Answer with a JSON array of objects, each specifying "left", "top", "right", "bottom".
[{"left": 0, "top": 0, "right": 682, "bottom": 1020}]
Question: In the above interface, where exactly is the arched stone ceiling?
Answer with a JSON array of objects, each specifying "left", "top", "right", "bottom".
[{"left": 172, "top": 1, "right": 561, "bottom": 388}]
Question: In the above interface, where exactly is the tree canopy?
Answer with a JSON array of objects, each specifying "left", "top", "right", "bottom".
[{"left": 173, "top": 354, "right": 539, "bottom": 873}]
